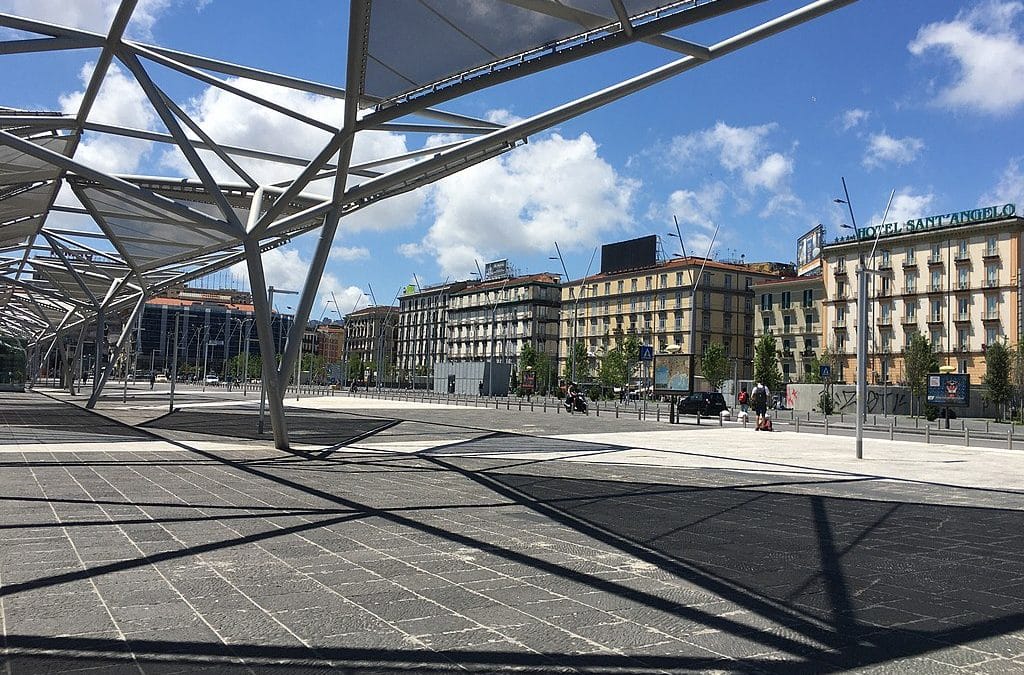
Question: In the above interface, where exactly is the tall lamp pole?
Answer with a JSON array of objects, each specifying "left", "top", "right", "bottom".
[
  {"left": 836, "top": 179, "right": 895, "bottom": 459},
  {"left": 550, "top": 243, "right": 597, "bottom": 387}
]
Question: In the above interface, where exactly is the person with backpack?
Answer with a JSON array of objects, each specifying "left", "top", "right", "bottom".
[
  {"left": 751, "top": 382, "right": 769, "bottom": 423},
  {"left": 738, "top": 386, "right": 749, "bottom": 414}
]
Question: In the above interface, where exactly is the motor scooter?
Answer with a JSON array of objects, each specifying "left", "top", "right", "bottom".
[{"left": 564, "top": 393, "right": 588, "bottom": 414}]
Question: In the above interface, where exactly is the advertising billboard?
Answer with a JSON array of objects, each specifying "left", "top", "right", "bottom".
[
  {"left": 653, "top": 353, "right": 694, "bottom": 395},
  {"left": 484, "top": 259, "right": 510, "bottom": 280},
  {"left": 926, "top": 373, "right": 970, "bottom": 407},
  {"left": 796, "top": 224, "right": 823, "bottom": 276},
  {"left": 600, "top": 235, "right": 657, "bottom": 275}
]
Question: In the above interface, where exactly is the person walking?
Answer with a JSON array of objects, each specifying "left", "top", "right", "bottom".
[
  {"left": 751, "top": 382, "right": 769, "bottom": 423},
  {"left": 738, "top": 385, "right": 749, "bottom": 414}
]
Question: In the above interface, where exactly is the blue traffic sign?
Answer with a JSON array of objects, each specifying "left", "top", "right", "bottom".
[
  {"left": 819, "top": 364, "right": 831, "bottom": 380},
  {"left": 639, "top": 345, "right": 654, "bottom": 361}
]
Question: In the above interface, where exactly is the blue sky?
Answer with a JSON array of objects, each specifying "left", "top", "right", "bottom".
[{"left": 4, "top": 0, "right": 1024, "bottom": 314}]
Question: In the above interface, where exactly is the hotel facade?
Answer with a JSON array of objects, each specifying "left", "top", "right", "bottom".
[{"left": 820, "top": 203, "right": 1022, "bottom": 384}]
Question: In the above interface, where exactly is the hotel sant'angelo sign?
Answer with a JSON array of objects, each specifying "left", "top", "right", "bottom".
[{"left": 837, "top": 203, "right": 1017, "bottom": 243}]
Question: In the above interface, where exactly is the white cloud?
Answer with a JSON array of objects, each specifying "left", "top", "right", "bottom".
[
  {"left": 872, "top": 189, "right": 935, "bottom": 225},
  {"left": 908, "top": 1, "right": 1024, "bottom": 115},
  {"left": 58, "top": 62, "right": 157, "bottom": 174},
  {"left": 840, "top": 108, "right": 870, "bottom": 131},
  {"left": 652, "top": 183, "right": 726, "bottom": 256},
  {"left": 863, "top": 133, "right": 925, "bottom": 169},
  {"left": 0, "top": 0, "right": 180, "bottom": 39},
  {"left": 229, "top": 247, "right": 346, "bottom": 313},
  {"left": 407, "top": 132, "right": 637, "bottom": 278},
  {"left": 668, "top": 121, "right": 798, "bottom": 201},
  {"left": 329, "top": 245, "right": 370, "bottom": 261},
  {"left": 162, "top": 78, "right": 425, "bottom": 233},
  {"left": 980, "top": 157, "right": 1024, "bottom": 205}
]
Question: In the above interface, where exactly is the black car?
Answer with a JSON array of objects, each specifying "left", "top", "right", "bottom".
[{"left": 676, "top": 391, "right": 728, "bottom": 416}]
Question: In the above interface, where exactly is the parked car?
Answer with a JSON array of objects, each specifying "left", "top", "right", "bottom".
[
  {"left": 676, "top": 391, "right": 728, "bottom": 416},
  {"left": 203, "top": 374, "right": 220, "bottom": 386}
]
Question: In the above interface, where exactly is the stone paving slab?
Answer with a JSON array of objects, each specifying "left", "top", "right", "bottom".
[{"left": 1, "top": 390, "right": 1022, "bottom": 673}]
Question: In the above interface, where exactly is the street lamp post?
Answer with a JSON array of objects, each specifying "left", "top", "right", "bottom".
[
  {"left": 550, "top": 243, "right": 597, "bottom": 388},
  {"left": 836, "top": 178, "right": 895, "bottom": 459}
]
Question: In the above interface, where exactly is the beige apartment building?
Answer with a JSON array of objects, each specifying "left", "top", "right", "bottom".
[
  {"left": 445, "top": 273, "right": 562, "bottom": 365},
  {"left": 341, "top": 305, "right": 398, "bottom": 384},
  {"left": 821, "top": 203, "right": 1022, "bottom": 384},
  {"left": 752, "top": 275, "right": 825, "bottom": 383},
  {"left": 559, "top": 256, "right": 786, "bottom": 383}
]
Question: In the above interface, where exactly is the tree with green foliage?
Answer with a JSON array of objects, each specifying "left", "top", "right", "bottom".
[
  {"left": 1012, "top": 342, "right": 1024, "bottom": 423},
  {"left": 701, "top": 341, "right": 728, "bottom": 392},
  {"left": 566, "top": 341, "right": 590, "bottom": 383},
  {"left": 753, "top": 333, "right": 782, "bottom": 392},
  {"left": 346, "top": 353, "right": 363, "bottom": 382},
  {"left": 598, "top": 347, "right": 629, "bottom": 388},
  {"left": 904, "top": 332, "right": 938, "bottom": 417},
  {"left": 983, "top": 339, "right": 1013, "bottom": 420},
  {"left": 535, "top": 351, "right": 553, "bottom": 395},
  {"left": 518, "top": 342, "right": 538, "bottom": 374}
]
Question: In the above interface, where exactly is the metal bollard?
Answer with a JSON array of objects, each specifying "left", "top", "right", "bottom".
[
  {"left": 889, "top": 422, "right": 894, "bottom": 441},
  {"left": 795, "top": 417, "right": 800, "bottom": 433},
  {"left": 1009, "top": 430, "right": 1013, "bottom": 450},
  {"left": 824, "top": 417, "right": 829, "bottom": 436},
  {"left": 595, "top": 402, "right": 599, "bottom": 417},
  {"left": 925, "top": 424, "right": 930, "bottom": 443},
  {"left": 656, "top": 407, "right": 660, "bottom": 422},
  {"left": 743, "top": 415, "right": 748, "bottom": 429},
  {"left": 696, "top": 411, "right": 701, "bottom": 425},
  {"left": 985, "top": 420, "right": 989, "bottom": 434},
  {"left": 615, "top": 405, "right": 619, "bottom": 419},
  {"left": 840, "top": 412, "right": 844, "bottom": 424},
  {"left": 719, "top": 413, "right": 723, "bottom": 427},
  {"left": 965, "top": 428, "right": 970, "bottom": 447}
]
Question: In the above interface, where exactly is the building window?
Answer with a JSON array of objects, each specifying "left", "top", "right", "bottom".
[
  {"left": 880, "top": 276, "right": 891, "bottom": 295},
  {"left": 618, "top": 280, "right": 625, "bottom": 294},
  {"left": 986, "top": 294, "right": 998, "bottom": 319},
  {"left": 957, "top": 328, "right": 968, "bottom": 350},
  {"left": 658, "top": 294, "right": 666, "bottom": 310},
  {"left": 957, "top": 297, "right": 969, "bottom": 320},
  {"left": 986, "top": 327, "right": 998, "bottom": 346},
  {"left": 744, "top": 341, "right": 752, "bottom": 358},
  {"left": 930, "top": 329, "right": 943, "bottom": 351},
  {"left": 676, "top": 272, "right": 684, "bottom": 286},
  {"left": 645, "top": 295, "right": 652, "bottom": 311},
  {"left": 781, "top": 291, "right": 791, "bottom": 309},
  {"left": 930, "top": 270, "right": 942, "bottom": 292},
  {"left": 783, "top": 315, "right": 792, "bottom": 333},
  {"left": 905, "top": 271, "right": 917, "bottom": 294},
  {"left": 906, "top": 300, "right": 917, "bottom": 320},
  {"left": 837, "top": 280, "right": 846, "bottom": 298},
  {"left": 958, "top": 267, "right": 969, "bottom": 290},
  {"left": 724, "top": 275, "right": 733, "bottom": 289},
  {"left": 703, "top": 291, "right": 711, "bottom": 308},
  {"left": 761, "top": 293, "right": 773, "bottom": 311},
  {"left": 702, "top": 313, "right": 711, "bottom": 331},
  {"left": 762, "top": 317, "right": 771, "bottom": 333},
  {"left": 725, "top": 295, "right": 733, "bottom": 311},
  {"left": 987, "top": 235, "right": 998, "bottom": 256},
  {"left": 930, "top": 299, "right": 942, "bottom": 322},
  {"left": 805, "top": 314, "right": 813, "bottom": 332},
  {"left": 880, "top": 249, "right": 890, "bottom": 267},
  {"left": 880, "top": 303, "right": 891, "bottom": 322},
  {"left": 645, "top": 276, "right": 652, "bottom": 290},
  {"left": 957, "top": 239, "right": 968, "bottom": 259},
  {"left": 745, "top": 277, "right": 753, "bottom": 290},
  {"left": 906, "top": 245, "right": 915, "bottom": 263},
  {"left": 836, "top": 305, "right": 846, "bottom": 325},
  {"left": 724, "top": 315, "right": 732, "bottom": 332},
  {"left": 659, "top": 274, "right": 667, "bottom": 288},
  {"left": 803, "top": 289, "right": 813, "bottom": 307},
  {"left": 675, "top": 291, "right": 682, "bottom": 307},
  {"left": 745, "top": 297, "right": 753, "bottom": 312},
  {"left": 986, "top": 266, "right": 998, "bottom": 288},
  {"left": 930, "top": 243, "right": 942, "bottom": 263},
  {"left": 837, "top": 255, "right": 846, "bottom": 271}
]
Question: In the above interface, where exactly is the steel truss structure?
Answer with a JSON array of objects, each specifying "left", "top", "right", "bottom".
[{"left": 0, "top": 0, "right": 856, "bottom": 449}]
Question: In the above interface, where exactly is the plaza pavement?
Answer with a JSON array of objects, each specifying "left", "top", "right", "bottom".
[{"left": 0, "top": 386, "right": 1022, "bottom": 673}]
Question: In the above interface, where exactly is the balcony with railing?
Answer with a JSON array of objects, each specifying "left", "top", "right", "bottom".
[
  {"left": 983, "top": 247, "right": 1000, "bottom": 260},
  {"left": 956, "top": 280, "right": 970, "bottom": 291},
  {"left": 983, "top": 312, "right": 1000, "bottom": 321},
  {"left": 901, "top": 314, "right": 918, "bottom": 325},
  {"left": 928, "top": 255, "right": 943, "bottom": 266},
  {"left": 955, "top": 253, "right": 971, "bottom": 265},
  {"left": 927, "top": 284, "right": 944, "bottom": 294},
  {"left": 903, "top": 285, "right": 917, "bottom": 294},
  {"left": 984, "top": 278, "right": 999, "bottom": 288},
  {"left": 927, "top": 313, "right": 944, "bottom": 324},
  {"left": 902, "top": 258, "right": 918, "bottom": 268}
]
